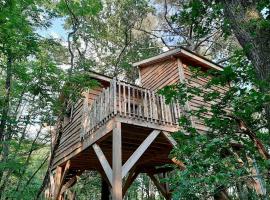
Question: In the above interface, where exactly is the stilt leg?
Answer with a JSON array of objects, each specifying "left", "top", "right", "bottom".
[{"left": 112, "top": 122, "right": 122, "bottom": 200}]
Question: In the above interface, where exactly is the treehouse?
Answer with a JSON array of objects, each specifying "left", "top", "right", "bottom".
[{"left": 48, "top": 48, "right": 224, "bottom": 200}]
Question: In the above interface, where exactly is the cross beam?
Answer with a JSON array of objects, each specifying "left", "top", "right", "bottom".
[
  {"left": 93, "top": 144, "right": 113, "bottom": 185},
  {"left": 122, "top": 130, "right": 161, "bottom": 178},
  {"left": 122, "top": 169, "right": 139, "bottom": 197},
  {"left": 92, "top": 127, "right": 172, "bottom": 200},
  {"left": 148, "top": 173, "right": 171, "bottom": 200}
]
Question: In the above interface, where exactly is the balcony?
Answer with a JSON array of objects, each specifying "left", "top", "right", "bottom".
[{"left": 80, "top": 78, "right": 181, "bottom": 140}]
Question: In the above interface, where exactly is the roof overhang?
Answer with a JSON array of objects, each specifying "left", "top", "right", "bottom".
[
  {"left": 132, "top": 47, "right": 223, "bottom": 71},
  {"left": 88, "top": 70, "right": 112, "bottom": 83}
]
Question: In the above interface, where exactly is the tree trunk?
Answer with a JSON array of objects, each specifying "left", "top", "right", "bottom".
[
  {"left": 0, "top": 55, "right": 12, "bottom": 142},
  {"left": 214, "top": 186, "right": 230, "bottom": 200},
  {"left": 0, "top": 55, "right": 12, "bottom": 199},
  {"left": 101, "top": 178, "right": 110, "bottom": 200},
  {"left": 236, "top": 182, "right": 248, "bottom": 200},
  {"left": 218, "top": 0, "right": 270, "bottom": 130},
  {"left": 35, "top": 113, "right": 65, "bottom": 200}
]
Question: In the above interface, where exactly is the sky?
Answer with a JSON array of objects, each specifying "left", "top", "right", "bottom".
[{"left": 37, "top": 17, "right": 68, "bottom": 41}]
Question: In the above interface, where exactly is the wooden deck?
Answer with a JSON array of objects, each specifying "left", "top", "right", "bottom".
[
  {"left": 81, "top": 78, "right": 181, "bottom": 140},
  {"left": 49, "top": 77, "right": 182, "bottom": 200},
  {"left": 52, "top": 78, "right": 181, "bottom": 169}
]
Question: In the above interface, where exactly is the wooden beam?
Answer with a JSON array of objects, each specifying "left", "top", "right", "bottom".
[
  {"left": 82, "top": 118, "right": 115, "bottom": 150},
  {"left": 112, "top": 122, "right": 122, "bottom": 200},
  {"left": 162, "top": 131, "right": 177, "bottom": 147},
  {"left": 180, "top": 48, "right": 223, "bottom": 71},
  {"left": 60, "top": 176, "right": 77, "bottom": 195},
  {"left": 123, "top": 170, "right": 139, "bottom": 197},
  {"left": 54, "top": 160, "right": 71, "bottom": 200},
  {"left": 177, "top": 58, "right": 195, "bottom": 128},
  {"left": 61, "top": 160, "right": 71, "bottom": 183},
  {"left": 122, "top": 130, "right": 161, "bottom": 178},
  {"left": 148, "top": 173, "right": 171, "bottom": 200},
  {"left": 115, "top": 116, "right": 178, "bottom": 133},
  {"left": 93, "top": 144, "right": 113, "bottom": 185},
  {"left": 59, "top": 168, "right": 84, "bottom": 196},
  {"left": 171, "top": 157, "right": 186, "bottom": 170}
]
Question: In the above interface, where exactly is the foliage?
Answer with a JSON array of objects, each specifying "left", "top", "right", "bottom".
[
  {"left": 0, "top": 0, "right": 99, "bottom": 199},
  {"left": 160, "top": 51, "right": 270, "bottom": 199},
  {"left": 1, "top": 0, "right": 269, "bottom": 199},
  {"left": 71, "top": 171, "right": 102, "bottom": 200},
  {"left": 59, "top": 0, "right": 161, "bottom": 82}
]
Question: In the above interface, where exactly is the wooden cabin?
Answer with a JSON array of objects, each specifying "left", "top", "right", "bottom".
[{"left": 48, "top": 48, "right": 224, "bottom": 200}]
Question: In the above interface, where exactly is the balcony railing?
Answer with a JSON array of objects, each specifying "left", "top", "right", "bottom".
[{"left": 80, "top": 78, "right": 182, "bottom": 139}]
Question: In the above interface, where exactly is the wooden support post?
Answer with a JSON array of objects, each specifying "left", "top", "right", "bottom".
[
  {"left": 148, "top": 173, "right": 171, "bottom": 200},
  {"left": 122, "top": 170, "right": 139, "bottom": 197},
  {"left": 113, "top": 78, "right": 117, "bottom": 115},
  {"left": 112, "top": 122, "right": 122, "bottom": 200},
  {"left": 54, "top": 160, "right": 71, "bottom": 200}
]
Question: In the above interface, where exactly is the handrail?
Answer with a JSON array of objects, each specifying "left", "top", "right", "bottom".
[{"left": 80, "top": 78, "right": 182, "bottom": 139}]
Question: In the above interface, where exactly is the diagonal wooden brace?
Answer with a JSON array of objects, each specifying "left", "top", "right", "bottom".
[
  {"left": 93, "top": 144, "right": 113, "bottom": 186},
  {"left": 122, "top": 130, "right": 161, "bottom": 178}
]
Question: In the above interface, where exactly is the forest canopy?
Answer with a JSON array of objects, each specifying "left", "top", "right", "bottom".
[{"left": 0, "top": 0, "right": 269, "bottom": 199}]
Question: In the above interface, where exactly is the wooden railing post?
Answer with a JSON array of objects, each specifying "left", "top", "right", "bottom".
[
  {"left": 113, "top": 78, "right": 117, "bottom": 115},
  {"left": 118, "top": 82, "right": 122, "bottom": 115},
  {"left": 110, "top": 79, "right": 113, "bottom": 115}
]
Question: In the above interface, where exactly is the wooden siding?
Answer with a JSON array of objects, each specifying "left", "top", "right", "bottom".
[
  {"left": 139, "top": 58, "right": 228, "bottom": 134},
  {"left": 140, "top": 59, "right": 179, "bottom": 91},
  {"left": 181, "top": 63, "right": 228, "bottom": 133},
  {"left": 53, "top": 86, "right": 104, "bottom": 168}
]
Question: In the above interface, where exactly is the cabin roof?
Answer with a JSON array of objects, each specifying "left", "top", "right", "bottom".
[
  {"left": 87, "top": 70, "right": 147, "bottom": 90},
  {"left": 88, "top": 70, "right": 112, "bottom": 83},
  {"left": 132, "top": 47, "right": 223, "bottom": 71}
]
